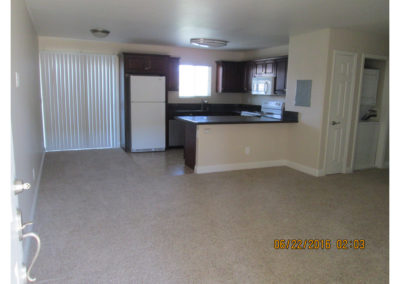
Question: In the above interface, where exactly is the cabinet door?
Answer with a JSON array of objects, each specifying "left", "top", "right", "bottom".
[
  {"left": 124, "top": 54, "right": 168, "bottom": 74},
  {"left": 125, "top": 55, "right": 147, "bottom": 73},
  {"left": 254, "top": 60, "right": 275, "bottom": 76},
  {"left": 168, "top": 57, "right": 179, "bottom": 91},
  {"left": 168, "top": 119, "right": 185, "bottom": 147},
  {"left": 243, "top": 61, "right": 254, "bottom": 93},
  {"left": 264, "top": 61, "right": 276, "bottom": 75},
  {"left": 255, "top": 61, "right": 264, "bottom": 76},
  {"left": 148, "top": 56, "right": 169, "bottom": 74},
  {"left": 274, "top": 58, "right": 288, "bottom": 94},
  {"left": 216, "top": 61, "right": 246, "bottom": 93}
]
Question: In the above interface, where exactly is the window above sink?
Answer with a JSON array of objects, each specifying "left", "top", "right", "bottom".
[{"left": 179, "top": 65, "right": 211, "bottom": 97}]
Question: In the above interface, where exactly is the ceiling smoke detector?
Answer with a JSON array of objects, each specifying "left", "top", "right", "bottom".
[
  {"left": 190, "top": 38, "right": 228, "bottom": 48},
  {"left": 90, "top": 28, "right": 110, "bottom": 38}
]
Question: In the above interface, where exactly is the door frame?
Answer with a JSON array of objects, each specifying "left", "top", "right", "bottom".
[
  {"left": 349, "top": 53, "right": 389, "bottom": 171},
  {"left": 323, "top": 50, "right": 358, "bottom": 174}
]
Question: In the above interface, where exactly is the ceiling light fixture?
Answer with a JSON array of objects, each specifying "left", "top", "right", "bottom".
[
  {"left": 90, "top": 28, "right": 110, "bottom": 38},
  {"left": 190, "top": 38, "right": 228, "bottom": 48}
]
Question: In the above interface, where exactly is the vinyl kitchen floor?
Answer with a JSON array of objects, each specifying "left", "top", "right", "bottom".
[{"left": 31, "top": 148, "right": 388, "bottom": 283}]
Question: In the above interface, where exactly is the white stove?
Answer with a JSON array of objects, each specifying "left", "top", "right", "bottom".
[
  {"left": 241, "top": 101, "right": 285, "bottom": 120},
  {"left": 261, "top": 101, "right": 285, "bottom": 120}
]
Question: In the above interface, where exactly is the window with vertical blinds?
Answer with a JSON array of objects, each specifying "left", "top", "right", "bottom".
[{"left": 39, "top": 52, "right": 119, "bottom": 151}]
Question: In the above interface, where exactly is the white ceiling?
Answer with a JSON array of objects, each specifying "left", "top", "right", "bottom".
[{"left": 25, "top": 0, "right": 389, "bottom": 50}]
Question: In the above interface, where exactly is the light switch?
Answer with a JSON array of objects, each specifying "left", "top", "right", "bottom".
[{"left": 15, "top": 72, "right": 20, "bottom": 88}]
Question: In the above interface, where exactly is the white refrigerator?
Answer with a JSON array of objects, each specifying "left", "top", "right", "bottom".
[{"left": 130, "top": 75, "right": 166, "bottom": 152}]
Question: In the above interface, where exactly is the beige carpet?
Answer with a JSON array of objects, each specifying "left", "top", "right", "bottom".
[{"left": 31, "top": 149, "right": 389, "bottom": 283}]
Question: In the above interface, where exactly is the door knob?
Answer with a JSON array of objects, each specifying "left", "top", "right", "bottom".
[
  {"left": 14, "top": 179, "right": 31, "bottom": 195},
  {"left": 331, "top": 121, "right": 340, "bottom": 126}
]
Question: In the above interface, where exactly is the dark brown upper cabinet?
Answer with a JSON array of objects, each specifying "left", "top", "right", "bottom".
[
  {"left": 253, "top": 59, "right": 276, "bottom": 76},
  {"left": 123, "top": 53, "right": 169, "bottom": 75},
  {"left": 274, "top": 57, "right": 288, "bottom": 95},
  {"left": 244, "top": 61, "right": 255, "bottom": 93},
  {"left": 168, "top": 57, "right": 180, "bottom": 91},
  {"left": 216, "top": 61, "right": 246, "bottom": 93}
]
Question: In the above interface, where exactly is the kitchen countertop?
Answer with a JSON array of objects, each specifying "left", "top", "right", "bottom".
[{"left": 175, "top": 115, "right": 298, "bottom": 125}]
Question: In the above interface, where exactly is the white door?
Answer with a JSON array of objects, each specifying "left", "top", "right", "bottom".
[
  {"left": 130, "top": 76, "right": 166, "bottom": 102},
  {"left": 10, "top": 140, "right": 25, "bottom": 284},
  {"left": 131, "top": 102, "right": 165, "bottom": 151},
  {"left": 325, "top": 51, "right": 357, "bottom": 175}
]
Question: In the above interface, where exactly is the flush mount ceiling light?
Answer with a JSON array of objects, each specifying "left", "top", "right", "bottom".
[
  {"left": 90, "top": 28, "right": 110, "bottom": 38},
  {"left": 190, "top": 38, "right": 228, "bottom": 48}
]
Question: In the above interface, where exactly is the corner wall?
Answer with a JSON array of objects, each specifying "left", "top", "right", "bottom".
[
  {"left": 284, "top": 29, "right": 331, "bottom": 170},
  {"left": 11, "top": 0, "right": 45, "bottom": 259}
]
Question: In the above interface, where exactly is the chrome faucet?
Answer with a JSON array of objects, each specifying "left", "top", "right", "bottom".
[{"left": 201, "top": 99, "right": 209, "bottom": 111}]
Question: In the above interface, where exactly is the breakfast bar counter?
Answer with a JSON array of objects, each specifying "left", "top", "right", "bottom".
[
  {"left": 175, "top": 115, "right": 298, "bottom": 125},
  {"left": 175, "top": 114, "right": 298, "bottom": 170}
]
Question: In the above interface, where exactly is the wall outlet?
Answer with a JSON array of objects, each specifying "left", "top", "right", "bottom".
[
  {"left": 245, "top": 146, "right": 250, "bottom": 155},
  {"left": 32, "top": 168, "right": 36, "bottom": 182}
]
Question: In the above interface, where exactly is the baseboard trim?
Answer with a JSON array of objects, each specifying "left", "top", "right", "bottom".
[
  {"left": 284, "top": 160, "right": 324, "bottom": 177},
  {"left": 24, "top": 151, "right": 46, "bottom": 262},
  {"left": 195, "top": 160, "right": 286, "bottom": 174},
  {"left": 355, "top": 163, "right": 376, "bottom": 170},
  {"left": 195, "top": 159, "right": 324, "bottom": 177}
]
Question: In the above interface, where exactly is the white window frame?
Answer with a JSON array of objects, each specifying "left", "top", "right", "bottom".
[{"left": 178, "top": 64, "right": 212, "bottom": 97}]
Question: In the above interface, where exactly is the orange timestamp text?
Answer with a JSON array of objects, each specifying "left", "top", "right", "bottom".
[{"left": 274, "top": 239, "right": 366, "bottom": 250}]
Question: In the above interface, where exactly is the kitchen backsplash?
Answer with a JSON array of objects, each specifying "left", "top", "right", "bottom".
[{"left": 168, "top": 91, "right": 286, "bottom": 106}]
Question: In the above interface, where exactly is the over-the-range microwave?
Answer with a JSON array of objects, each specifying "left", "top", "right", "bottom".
[{"left": 252, "top": 76, "right": 274, "bottom": 95}]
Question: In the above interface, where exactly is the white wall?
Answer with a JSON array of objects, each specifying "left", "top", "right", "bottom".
[
  {"left": 11, "top": 0, "right": 45, "bottom": 259},
  {"left": 38, "top": 37, "right": 248, "bottom": 104},
  {"left": 196, "top": 123, "right": 289, "bottom": 169},
  {"left": 285, "top": 29, "right": 331, "bottom": 170},
  {"left": 243, "top": 44, "right": 289, "bottom": 60}
]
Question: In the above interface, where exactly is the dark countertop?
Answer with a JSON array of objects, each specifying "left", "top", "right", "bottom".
[
  {"left": 175, "top": 115, "right": 298, "bottom": 125},
  {"left": 167, "top": 103, "right": 261, "bottom": 119}
]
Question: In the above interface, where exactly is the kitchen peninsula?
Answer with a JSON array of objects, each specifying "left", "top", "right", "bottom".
[{"left": 176, "top": 112, "right": 298, "bottom": 171}]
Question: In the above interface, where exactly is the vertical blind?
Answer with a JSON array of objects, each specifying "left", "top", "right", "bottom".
[{"left": 39, "top": 52, "right": 119, "bottom": 151}]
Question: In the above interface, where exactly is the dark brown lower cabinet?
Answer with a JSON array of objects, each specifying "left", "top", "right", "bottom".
[{"left": 183, "top": 123, "right": 197, "bottom": 169}]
